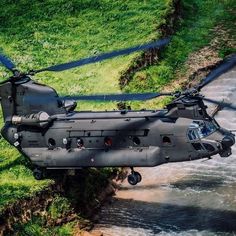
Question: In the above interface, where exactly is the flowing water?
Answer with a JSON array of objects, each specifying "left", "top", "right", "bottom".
[{"left": 92, "top": 66, "right": 236, "bottom": 235}]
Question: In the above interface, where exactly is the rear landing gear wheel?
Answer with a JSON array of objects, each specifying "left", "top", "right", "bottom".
[
  {"left": 128, "top": 173, "right": 139, "bottom": 185},
  {"left": 133, "top": 171, "right": 142, "bottom": 183},
  {"left": 33, "top": 168, "right": 45, "bottom": 180},
  {"left": 127, "top": 168, "right": 142, "bottom": 185}
]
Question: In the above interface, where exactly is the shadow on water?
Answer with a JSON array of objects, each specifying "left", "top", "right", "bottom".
[
  {"left": 98, "top": 198, "right": 236, "bottom": 234},
  {"left": 170, "top": 177, "right": 225, "bottom": 190},
  {"left": 119, "top": 176, "right": 224, "bottom": 191}
]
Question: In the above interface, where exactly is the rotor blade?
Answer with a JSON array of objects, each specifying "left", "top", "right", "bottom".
[
  {"left": 203, "top": 97, "right": 236, "bottom": 111},
  {"left": 0, "top": 54, "right": 16, "bottom": 71},
  {"left": 61, "top": 92, "right": 172, "bottom": 102},
  {"left": 198, "top": 54, "right": 236, "bottom": 90},
  {"left": 34, "top": 38, "right": 170, "bottom": 73}
]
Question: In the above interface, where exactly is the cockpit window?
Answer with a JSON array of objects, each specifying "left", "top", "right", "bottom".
[
  {"left": 188, "top": 129, "right": 199, "bottom": 140},
  {"left": 187, "top": 120, "right": 217, "bottom": 141}
]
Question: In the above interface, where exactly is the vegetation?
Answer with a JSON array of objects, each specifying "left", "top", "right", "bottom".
[
  {"left": 0, "top": 0, "right": 175, "bottom": 110},
  {"left": 9, "top": 217, "right": 77, "bottom": 236},
  {"left": 0, "top": 0, "right": 235, "bottom": 234},
  {"left": 0, "top": 0, "right": 174, "bottom": 215},
  {"left": 7, "top": 168, "right": 115, "bottom": 235},
  {"left": 125, "top": 0, "right": 236, "bottom": 109}
]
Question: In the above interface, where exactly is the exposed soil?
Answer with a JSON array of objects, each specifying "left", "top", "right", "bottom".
[
  {"left": 0, "top": 169, "right": 126, "bottom": 236},
  {"left": 0, "top": 184, "right": 57, "bottom": 235},
  {"left": 168, "top": 26, "right": 236, "bottom": 91}
]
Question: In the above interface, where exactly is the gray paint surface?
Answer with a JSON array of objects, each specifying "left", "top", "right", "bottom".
[{"left": 2, "top": 78, "right": 230, "bottom": 169}]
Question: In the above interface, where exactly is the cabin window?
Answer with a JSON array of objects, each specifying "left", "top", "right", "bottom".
[
  {"left": 162, "top": 136, "right": 171, "bottom": 144},
  {"left": 77, "top": 138, "right": 84, "bottom": 148},
  {"left": 48, "top": 138, "right": 56, "bottom": 148},
  {"left": 133, "top": 136, "right": 141, "bottom": 145},
  {"left": 104, "top": 137, "right": 112, "bottom": 147},
  {"left": 161, "top": 134, "right": 173, "bottom": 146}
]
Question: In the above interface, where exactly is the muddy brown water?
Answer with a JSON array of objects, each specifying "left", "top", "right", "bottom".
[{"left": 92, "top": 66, "right": 236, "bottom": 236}]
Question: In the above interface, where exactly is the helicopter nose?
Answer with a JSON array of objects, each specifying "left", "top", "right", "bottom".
[{"left": 221, "top": 135, "right": 235, "bottom": 149}]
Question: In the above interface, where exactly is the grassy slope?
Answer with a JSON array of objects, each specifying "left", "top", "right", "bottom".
[
  {"left": 124, "top": 0, "right": 236, "bottom": 109},
  {"left": 0, "top": 0, "right": 173, "bottom": 107},
  {"left": 0, "top": 0, "right": 235, "bottom": 234},
  {"left": 0, "top": 0, "right": 174, "bottom": 213}
]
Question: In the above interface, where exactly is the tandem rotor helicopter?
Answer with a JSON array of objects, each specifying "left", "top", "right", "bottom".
[{"left": 0, "top": 38, "right": 235, "bottom": 185}]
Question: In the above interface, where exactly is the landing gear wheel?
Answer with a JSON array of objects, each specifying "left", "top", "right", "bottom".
[
  {"left": 127, "top": 174, "right": 139, "bottom": 185},
  {"left": 133, "top": 171, "right": 142, "bottom": 183},
  {"left": 127, "top": 168, "right": 142, "bottom": 185},
  {"left": 33, "top": 168, "right": 44, "bottom": 180}
]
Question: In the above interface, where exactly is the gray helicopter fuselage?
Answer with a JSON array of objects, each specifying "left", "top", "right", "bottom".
[
  {"left": 0, "top": 78, "right": 234, "bottom": 169},
  {"left": 3, "top": 112, "right": 198, "bottom": 168}
]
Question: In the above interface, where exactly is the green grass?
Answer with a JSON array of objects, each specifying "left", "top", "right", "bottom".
[
  {"left": 0, "top": 0, "right": 235, "bottom": 233},
  {"left": 0, "top": 0, "right": 174, "bottom": 110},
  {"left": 0, "top": 118, "right": 53, "bottom": 213},
  {"left": 124, "top": 0, "right": 236, "bottom": 109},
  {"left": 48, "top": 195, "right": 72, "bottom": 220},
  {"left": 9, "top": 217, "right": 77, "bottom": 236},
  {"left": 0, "top": 0, "right": 174, "bottom": 217},
  {"left": 0, "top": 153, "right": 53, "bottom": 212},
  {"left": 8, "top": 168, "right": 115, "bottom": 235}
]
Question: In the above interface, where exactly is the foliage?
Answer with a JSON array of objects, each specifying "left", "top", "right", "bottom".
[
  {"left": 8, "top": 167, "right": 115, "bottom": 235},
  {"left": 9, "top": 217, "right": 76, "bottom": 236},
  {"left": 0, "top": 0, "right": 174, "bottom": 214},
  {"left": 48, "top": 196, "right": 72, "bottom": 219},
  {"left": 0, "top": 157, "right": 52, "bottom": 213},
  {"left": 125, "top": 63, "right": 174, "bottom": 93},
  {"left": 62, "top": 168, "right": 116, "bottom": 209}
]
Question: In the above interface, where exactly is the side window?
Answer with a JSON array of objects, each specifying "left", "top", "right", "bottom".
[{"left": 161, "top": 134, "right": 173, "bottom": 146}]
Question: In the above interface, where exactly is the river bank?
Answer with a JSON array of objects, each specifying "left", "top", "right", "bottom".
[{"left": 0, "top": 168, "right": 125, "bottom": 235}]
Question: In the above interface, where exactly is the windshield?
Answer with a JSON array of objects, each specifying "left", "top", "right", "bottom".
[{"left": 187, "top": 120, "right": 217, "bottom": 141}]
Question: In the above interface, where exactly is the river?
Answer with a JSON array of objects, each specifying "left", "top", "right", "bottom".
[{"left": 92, "top": 65, "right": 236, "bottom": 235}]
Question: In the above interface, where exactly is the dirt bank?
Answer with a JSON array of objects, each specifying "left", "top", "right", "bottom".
[
  {"left": 0, "top": 168, "right": 125, "bottom": 236},
  {"left": 119, "top": 0, "right": 181, "bottom": 89}
]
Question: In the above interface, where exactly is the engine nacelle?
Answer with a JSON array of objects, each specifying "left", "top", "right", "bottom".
[{"left": 12, "top": 112, "right": 50, "bottom": 128}]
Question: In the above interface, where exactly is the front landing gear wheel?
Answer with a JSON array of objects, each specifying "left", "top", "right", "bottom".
[{"left": 33, "top": 168, "right": 45, "bottom": 180}]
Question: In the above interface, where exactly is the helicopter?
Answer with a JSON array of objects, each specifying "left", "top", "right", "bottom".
[{"left": 0, "top": 38, "right": 235, "bottom": 185}]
